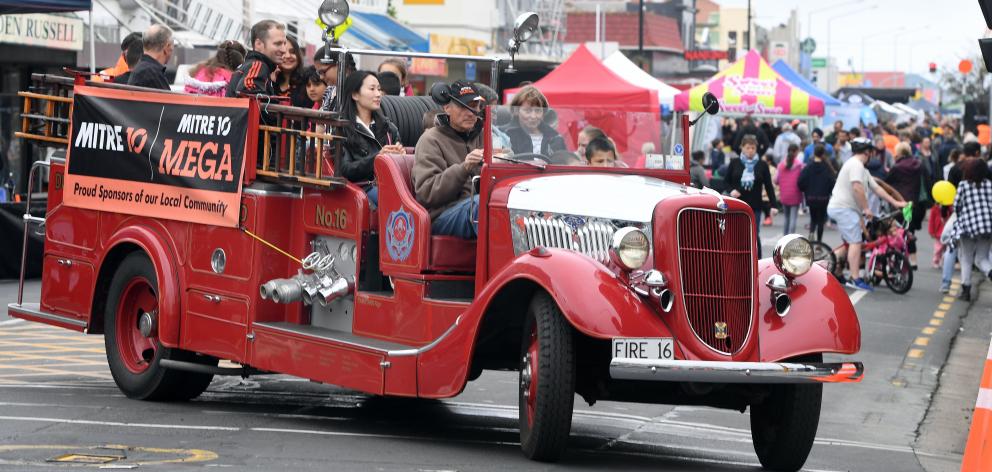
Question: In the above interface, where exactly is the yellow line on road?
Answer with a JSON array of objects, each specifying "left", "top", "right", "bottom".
[
  {"left": 0, "top": 341, "right": 104, "bottom": 353},
  {"left": 908, "top": 349, "right": 925, "bottom": 359},
  {"left": 930, "top": 318, "right": 943, "bottom": 326},
  {"left": 942, "top": 297, "right": 955, "bottom": 303},
  {"left": 914, "top": 337, "right": 930, "bottom": 346},
  {"left": 922, "top": 327, "right": 937, "bottom": 335},
  {"left": 934, "top": 311, "right": 946, "bottom": 319},
  {"left": 938, "top": 303, "right": 952, "bottom": 310}
]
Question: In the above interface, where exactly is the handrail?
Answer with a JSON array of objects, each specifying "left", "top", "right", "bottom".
[{"left": 17, "top": 160, "right": 50, "bottom": 306}]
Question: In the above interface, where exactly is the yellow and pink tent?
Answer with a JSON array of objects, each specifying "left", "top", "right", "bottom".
[{"left": 675, "top": 50, "right": 824, "bottom": 117}]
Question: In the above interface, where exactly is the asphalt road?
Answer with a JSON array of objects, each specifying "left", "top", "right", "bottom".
[{"left": 0, "top": 220, "right": 981, "bottom": 471}]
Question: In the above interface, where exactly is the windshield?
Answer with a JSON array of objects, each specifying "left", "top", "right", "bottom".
[{"left": 486, "top": 104, "right": 692, "bottom": 177}]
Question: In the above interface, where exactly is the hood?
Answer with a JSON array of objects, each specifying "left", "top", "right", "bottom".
[{"left": 506, "top": 174, "right": 709, "bottom": 223}]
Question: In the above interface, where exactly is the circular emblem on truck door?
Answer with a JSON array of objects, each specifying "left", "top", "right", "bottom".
[{"left": 386, "top": 207, "right": 415, "bottom": 262}]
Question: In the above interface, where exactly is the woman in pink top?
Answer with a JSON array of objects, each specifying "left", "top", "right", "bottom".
[
  {"left": 775, "top": 143, "right": 804, "bottom": 235},
  {"left": 184, "top": 40, "right": 246, "bottom": 97}
]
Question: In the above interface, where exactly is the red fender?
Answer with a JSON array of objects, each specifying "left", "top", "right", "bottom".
[
  {"left": 417, "top": 249, "right": 674, "bottom": 398},
  {"left": 98, "top": 224, "right": 183, "bottom": 347},
  {"left": 755, "top": 260, "right": 862, "bottom": 362}
]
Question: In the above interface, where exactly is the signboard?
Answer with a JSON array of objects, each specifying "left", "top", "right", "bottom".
[
  {"left": 811, "top": 57, "right": 827, "bottom": 68},
  {"left": 430, "top": 33, "right": 487, "bottom": 56},
  {"left": 410, "top": 57, "right": 448, "bottom": 76},
  {"left": 769, "top": 41, "right": 789, "bottom": 63},
  {"left": 0, "top": 13, "right": 83, "bottom": 51},
  {"left": 684, "top": 49, "right": 728, "bottom": 61},
  {"left": 800, "top": 37, "right": 816, "bottom": 55},
  {"left": 64, "top": 86, "right": 250, "bottom": 228}
]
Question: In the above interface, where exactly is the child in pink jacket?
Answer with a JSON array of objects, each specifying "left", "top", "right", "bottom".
[{"left": 775, "top": 144, "right": 804, "bottom": 235}]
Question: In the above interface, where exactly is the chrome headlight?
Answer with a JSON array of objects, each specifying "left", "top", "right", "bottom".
[
  {"left": 773, "top": 234, "right": 813, "bottom": 278},
  {"left": 609, "top": 227, "right": 650, "bottom": 271}
]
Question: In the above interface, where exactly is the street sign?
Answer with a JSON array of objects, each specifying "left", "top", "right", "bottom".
[
  {"left": 811, "top": 57, "right": 827, "bottom": 68},
  {"left": 801, "top": 37, "right": 816, "bottom": 55}
]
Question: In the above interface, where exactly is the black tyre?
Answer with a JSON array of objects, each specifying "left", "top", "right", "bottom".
[
  {"left": 750, "top": 354, "right": 823, "bottom": 472},
  {"left": 518, "top": 292, "right": 575, "bottom": 462},
  {"left": 810, "top": 241, "right": 836, "bottom": 274},
  {"left": 884, "top": 251, "right": 914, "bottom": 294},
  {"left": 104, "top": 252, "right": 215, "bottom": 401}
]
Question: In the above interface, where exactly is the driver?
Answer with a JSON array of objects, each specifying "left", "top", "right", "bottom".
[{"left": 413, "top": 80, "right": 486, "bottom": 239}]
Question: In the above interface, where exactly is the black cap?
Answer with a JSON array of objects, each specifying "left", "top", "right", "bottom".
[{"left": 447, "top": 80, "right": 485, "bottom": 109}]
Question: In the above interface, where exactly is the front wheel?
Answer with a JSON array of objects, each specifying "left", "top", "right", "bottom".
[
  {"left": 104, "top": 252, "right": 215, "bottom": 401},
  {"left": 750, "top": 354, "right": 823, "bottom": 472},
  {"left": 518, "top": 292, "right": 575, "bottom": 462},
  {"left": 884, "top": 251, "right": 913, "bottom": 294}
]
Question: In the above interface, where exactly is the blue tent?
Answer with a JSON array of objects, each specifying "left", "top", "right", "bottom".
[
  {"left": 0, "top": 1, "right": 90, "bottom": 13},
  {"left": 771, "top": 60, "right": 841, "bottom": 106}
]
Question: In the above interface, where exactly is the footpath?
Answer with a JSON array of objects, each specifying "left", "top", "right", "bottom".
[{"left": 917, "top": 278, "right": 991, "bottom": 471}]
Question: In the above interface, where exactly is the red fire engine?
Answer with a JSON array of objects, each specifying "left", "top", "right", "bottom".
[{"left": 8, "top": 5, "right": 862, "bottom": 471}]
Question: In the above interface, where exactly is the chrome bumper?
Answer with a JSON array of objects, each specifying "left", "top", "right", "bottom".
[{"left": 609, "top": 358, "right": 864, "bottom": 384}]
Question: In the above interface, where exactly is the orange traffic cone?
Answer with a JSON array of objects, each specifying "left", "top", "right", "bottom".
[{"left": 962, "top": 340, "right": 992, "bottom": 470}]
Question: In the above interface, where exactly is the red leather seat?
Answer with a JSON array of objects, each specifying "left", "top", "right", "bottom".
[{"left": 374, "top": 153, "right": 476, "bottom": 274}]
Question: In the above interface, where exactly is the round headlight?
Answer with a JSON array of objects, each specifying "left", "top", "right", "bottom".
[
  {"left": 609, "top": 227, "right": 650, "bottom": 271},
  {"left": 773, "top": 234, "right": 813, "bottom": 278}
]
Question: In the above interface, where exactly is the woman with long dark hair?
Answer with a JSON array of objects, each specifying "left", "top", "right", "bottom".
[
  {"left": 274, "top": 36, "right": 311, "bottom": 108},
  {"left": 798, "top": 144, "right": 836, "bottom": 242},
  {"left": 338, "top": 70, "right": 403, "bottom": 206},
  {"left": 184, "top": 40, "right": 245, "bottom": 97}
]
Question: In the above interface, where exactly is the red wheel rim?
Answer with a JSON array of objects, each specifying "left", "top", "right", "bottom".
[
  {"left": 115, "top": 277, "right": 158, "bottom": 374},
  {"left": 523, "top": 321, "right": 539, "bottom": 427}
]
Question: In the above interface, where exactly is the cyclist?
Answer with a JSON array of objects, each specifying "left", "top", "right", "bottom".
[{"left": 827, "top": 137, "right": 908, "bottom": 291}]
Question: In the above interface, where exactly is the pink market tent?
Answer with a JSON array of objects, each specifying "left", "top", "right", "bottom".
[
  {"left": 675, "top": 50, "right": 825, "bottom": 117},
  {"left": 505, "top": 45, "right": 660, "bottom": 162}
]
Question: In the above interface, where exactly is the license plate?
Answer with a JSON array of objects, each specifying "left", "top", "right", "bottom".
[{"left": 612, "top": 337, "right": 674, "bottom": 360}]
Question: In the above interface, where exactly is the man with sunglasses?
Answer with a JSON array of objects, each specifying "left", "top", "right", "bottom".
[{"left": 413, "top": 80, "right": 487, "bottom": 239}]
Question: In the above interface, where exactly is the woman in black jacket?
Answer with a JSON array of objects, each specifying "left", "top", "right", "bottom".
[
  {"left": 338, "top": 70, "right": 403, "bottom": 206},
  {"left": 726, "top": 135, "right": 777, "bottom": 257},
  {"left": 504, "top": 85, "right": 567, "bottom": 156},
  {"left": 798, "top": 144, "right": 836, "bottom": 242}
]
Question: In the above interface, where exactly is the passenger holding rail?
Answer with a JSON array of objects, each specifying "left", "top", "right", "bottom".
[
  {"left": 413, "top": 81, "right": 486, "bottom": 239},
  {"left": 338, "top": 71, "right": 403, "bottom": 207}
]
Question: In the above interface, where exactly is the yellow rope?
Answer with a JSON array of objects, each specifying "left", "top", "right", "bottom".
[{"left": 240, "top": 227, "right": 302, "bottom": 265}]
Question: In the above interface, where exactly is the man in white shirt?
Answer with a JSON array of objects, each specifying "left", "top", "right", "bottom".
[{"left": 827, "top": 138, "right": 907, "bottom": 291}]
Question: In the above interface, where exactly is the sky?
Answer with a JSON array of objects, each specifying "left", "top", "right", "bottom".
[{"left": 717, "top": 0, "right": 988, "bottom": 78}]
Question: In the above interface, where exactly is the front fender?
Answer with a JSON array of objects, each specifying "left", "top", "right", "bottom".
[
  {"left": 755, "top": 260, "right": 861, "bottom": 362},
  {"left": 417, "top": 249, "right": 673, "bottom": 398},
  {"left": 99, "top": 224, "right": 182, "bottom": 347}
]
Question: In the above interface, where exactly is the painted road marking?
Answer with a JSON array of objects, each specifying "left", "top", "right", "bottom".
[
  {"left": 934, "top": 311, "right": 946, "bottom": 318},
  {"left": 0, "top": 319, "right": 24, "bottom": 327},
  {"left": 914, "top": 337, "right": 930, "bottom": 346},
  {"left": 938, "top": 303, "right": 952, "bottom": 310},
  {"left": 908, "top": 349, "right": 925, "bottom": 359},
  {"left": 923, "top": 327, "right": 937, "bottom": 335},
  {"left": 849, "top": 290, "right": 868, "bottom": 306},
  {"left": 930, "top": 318, "right": 943, "bottom": 326}
]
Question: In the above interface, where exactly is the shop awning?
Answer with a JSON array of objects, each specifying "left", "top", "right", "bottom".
[
  {"left": 0, "top": 0, "right": 91, "bottom": 13},
  {"left": 344, "top": 11, "right": 428, "bottom": 52},
  {"left": 675, "top": 50, "right": 825, "bottom": 117}
]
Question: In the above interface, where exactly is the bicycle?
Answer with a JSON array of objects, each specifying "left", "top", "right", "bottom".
[{"left": 810, "top": 209, "right": 914, "bottom": 294}]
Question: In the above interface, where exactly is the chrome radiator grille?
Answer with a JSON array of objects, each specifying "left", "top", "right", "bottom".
[{"left": 511, "top": 212, "right": 647, "bottom": 265}]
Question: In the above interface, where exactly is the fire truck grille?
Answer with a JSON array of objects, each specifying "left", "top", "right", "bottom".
[
  {"left": 677, "top": 209, "right": 753, "bottom": 354},
  {"left": 521, "top": 216, "right": 616, "bottom": 265}
]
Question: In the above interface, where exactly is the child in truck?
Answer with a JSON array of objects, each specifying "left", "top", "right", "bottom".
[{"left": 584, "top": 136, "right": 617, "bottom": 167}]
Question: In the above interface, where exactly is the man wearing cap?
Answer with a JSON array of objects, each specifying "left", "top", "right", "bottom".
[{"left": 413, "top": 80, "right": 486, "bottom": 239}]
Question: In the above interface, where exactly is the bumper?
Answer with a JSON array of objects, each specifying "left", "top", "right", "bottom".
[{"left": 610, "top": 358, "right": 864, "bottom": 384}]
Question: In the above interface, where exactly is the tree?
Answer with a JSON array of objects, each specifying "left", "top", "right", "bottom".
[
  {"left": 387, "top": 0, "right": 397, "bottom": 19},
  {"left": 940, "top": 56, "right": 988, "bottom": 105}
]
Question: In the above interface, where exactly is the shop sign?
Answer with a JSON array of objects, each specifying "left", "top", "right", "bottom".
[
  {"left": 410, "top": 57, "right": 448, "bottom": 76},
  {"left": 430, "top": 33, "right": 487, "bottom": 56},
  {"left": 0, "top": 13, "right": 84, "bottom": 51},
  {"left": 684, "top": 50, "right": 728, "bottom": 61}
]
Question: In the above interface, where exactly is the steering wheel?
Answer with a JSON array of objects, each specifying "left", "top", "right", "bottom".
[{"left": 501, "top": 152, "right": 552, "bottom": 164}]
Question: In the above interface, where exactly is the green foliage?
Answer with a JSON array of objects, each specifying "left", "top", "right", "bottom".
[{"left": 387, "top": 0, "right": 397, "bottom": 18}]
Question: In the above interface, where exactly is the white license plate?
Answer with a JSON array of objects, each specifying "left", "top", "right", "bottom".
[{"left": 612, "top": 337, "right": 674, "bottom": 360}]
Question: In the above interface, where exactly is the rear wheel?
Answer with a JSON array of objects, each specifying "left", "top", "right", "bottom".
[
  {"left": 884, "top": 251, "right": 914, "bottom": 294},
  {"left": 750, "top": 354, "right": 823, "bottom": 472},
  {"left": 518, "top": 292, "right": 575, "bottom": 462},
  {"left": 104, "top": 252, "right": 215, "bottom": 401}
]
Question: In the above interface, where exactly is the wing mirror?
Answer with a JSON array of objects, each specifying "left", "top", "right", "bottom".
[{"left": 689, "top": 92, "right": 720, "bottom": 127}]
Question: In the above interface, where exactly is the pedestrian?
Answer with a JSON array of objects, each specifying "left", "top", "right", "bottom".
[
  {"left": 709, "top": 138, "right": 725, "bottom": 171},
  {"left": 127, "top": 24, "right": 174, "bottom": 90},
  {"left": 948, "top": 142, "right": 989, "bottom": 186},
  {"left": 834, "top": 129, "right": 853, "bottom": 165},
  {"left": 826, "top": 120, "right": 845, "bottom": 145},
  {"left": 184, "top": 40, "right": 245, "bottom": 97},
  {"left": 776, "top": 144, "right": 803, "bottom": 235},
  {"left": 827, "top": 138, "right": 907, "bottom": 291},
  {"left": 274, "top": 37, "right": 311, "bottom": 108},
  {"left": 732, "top": 115, "right": 770, "bottom": 156},
  {"left": 772, "top": 123, "right": 801, "bottom": 164},
  {"left": 949, "top": 159, "right": 992, "bottom": 301},
  {"left": 337, "top": 71, "right": 403, "bottom": 207},
  {"left": 726, "top": 134, "right": 777, "bottom": 257},
  {"left": 799, "top": 144, "right": 836, "bottom": 242},
  {"left": 804, "top": 128, "right": 834, "bottom": 162},
  {"left": 885, "top": 142, "right": 924, "bottom": 268},
  {"left": 690, "top": 150, "right": 708, "bottom": 189}
]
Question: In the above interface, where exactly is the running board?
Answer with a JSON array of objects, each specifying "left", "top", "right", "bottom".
[
  {"left": 7, "top": 302, "right": 88, "bottom": 332},
  {"left": 159, "top": 359, "right": 263, "bottom": 377}
]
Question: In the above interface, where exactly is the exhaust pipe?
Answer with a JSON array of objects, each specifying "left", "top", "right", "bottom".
[
  {"left": 315, "top": 277, "right": 353, "bottom": 307},
  {"left": 774, "top": 293, "right": 791, "bottom": 317}
]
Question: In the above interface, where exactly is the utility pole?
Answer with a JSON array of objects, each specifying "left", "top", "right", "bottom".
[
  {"left": 638, "top": 0, "right": 645, "bottom": 53},
  {"left": 746, "top": 0, "right": 751, "bottom": 51}
]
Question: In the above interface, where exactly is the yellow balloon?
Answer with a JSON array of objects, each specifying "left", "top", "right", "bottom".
[{"left": 932, "top": 180, "right": 956, "bottom": 206}]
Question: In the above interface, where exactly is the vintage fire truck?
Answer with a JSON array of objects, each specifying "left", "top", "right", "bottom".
[{"left": 8, "top": 4, "right": 862, "bottom": 471}]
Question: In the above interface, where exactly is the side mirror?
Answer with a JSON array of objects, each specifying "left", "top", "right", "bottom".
[{"left": 702, "top": 92, "right": 720, "bottom": 116}]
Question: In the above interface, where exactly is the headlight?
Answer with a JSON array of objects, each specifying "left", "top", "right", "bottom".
[
  {"left": 609, "top": 227, "right": 650, "bottom": 271},
  {"left": 773, "top": 234, "right": 813, "bottom": 278}
]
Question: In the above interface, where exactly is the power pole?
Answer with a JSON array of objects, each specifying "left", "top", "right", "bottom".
[
  {"left": 638, "top": 0, "right": 645, "bottom": 53},
  {"left": 746, "top": 0, "right": 751, "bottom": 50}
]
